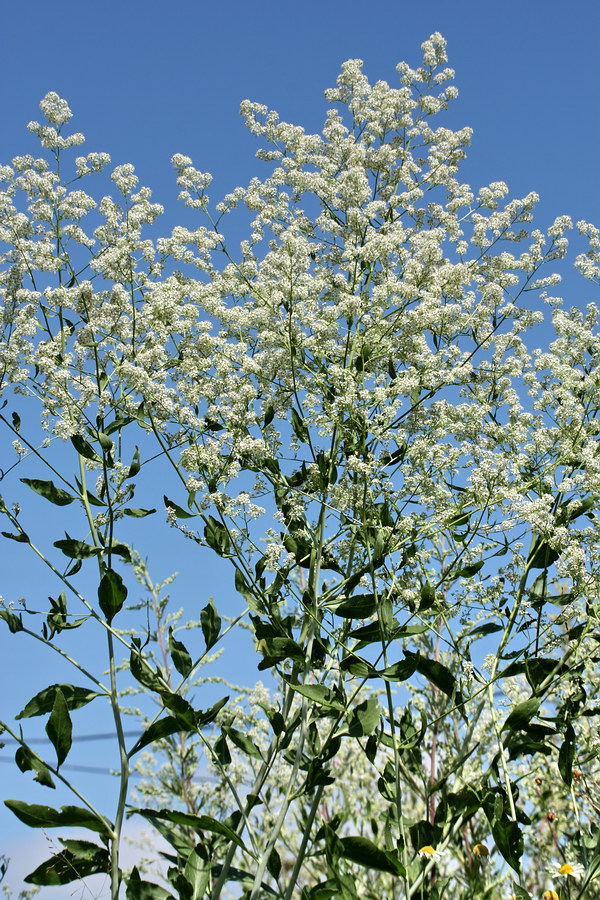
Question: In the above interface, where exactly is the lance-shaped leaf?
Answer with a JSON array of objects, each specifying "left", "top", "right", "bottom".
[
  {"left": 126, "top": 866, "right": 174, "bottom": 899},
  {"left": 130, "top": 649, "right": 166, "bottom": 692},
  {"left": 558, "top": 722, "right": 576, "bottom": 785},
  {"left": 325, "top": 593, "right": 378, "bottom": 619},
  {"left": 182, "top": 844, "right": 211, "bottom": 900},
  {"left": 46, "top": 688, "right": 72, "bottom": 768},
  {"left": 53, "top": 535, "right": 101, "bottom": 559},
  {"left": 222, "top": 725, "right": 263, "bottom": 761},
  {"left": 20, "top": 478, "right": 75, "bottom": 506},
  {"left": 168, "top": 627, "right": 193, "bottom": 677},
  {"left": 17, "top": 684, "right": 102, "bottom": 719},
  {"left": 291, "top": 407, "right": 310, "bottom": 443},
  {"left": 502, "top": 697, "right": 541, "bottom": 732},
  {"left": 405, "top": 651, "right": 466, "bottom": 712},
  {"left": 125, "top": 446, "right": 141, "bottom": 479},
  {"left": 24, "top": 839, "right": 109, "bottom": 885},
  {"left": 15, "top": 746, "right": 55, "bottom": 788},
  {"left": 285, "top": 683, "right": 345, "bottom": 711},
  {"left": 135, "top": 808, "right": 249, "bottom": 853},
  {"left": 339, "top": 836, "right": 405, "bottom": 875},
  {"left": 1, "top": 530, "right": 29, "bottom": 543},
  {"left": 490, "top": 817, "right": 523, "bottom": 873},
  {"left": 123, "top": 507, "right": 156, "bottom": 518},
  {"left": 164, "top": 495, "right": 195, "bottom": 518},
  {"left": 98, "top": 567, "right": 127, "bottom": 624},
  {"left": 4, "top": 800, "right": 112, "bottom": 836},
  {"left": 200, "top": 599, "right": 221, "bottom": 650},
  {"left": 70, "top": 434, "right": 101, "bottom": 462},
  {"left": 128, "top": 716, "right": 188, "bottom": 758},
  {"left": 160, "top": 691, "right": 196, "bottom": 729},
  {"left": 344, "top": 696, "right": 382, "bottom": 738},
  {"left": 379, "top": 656, "right": 419, "bottom": 682},
  {"left": 204, "top": 516, "right": 230, "bottom": 556}
]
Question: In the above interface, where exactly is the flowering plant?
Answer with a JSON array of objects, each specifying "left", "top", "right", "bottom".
[{"left": 1, "top": 33, "right": 600, "bottom": 900}]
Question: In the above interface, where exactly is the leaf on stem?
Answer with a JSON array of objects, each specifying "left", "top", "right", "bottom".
[
  {"left": 200, "top": 599, "right": 221, "bottom": 650},
  {"left": 24, "top": 840, "right": 109, "bottom": 885},
  {"left": 98, "top": 567, "right": 128, "bottom": 624},
  {"left": 4, "top": 800, "right": 112, "bottom": 836},
  {"left": 17, "top": 684, "right": 102, "bottom": 719},
  {"left": 20, "top": 479, "right": 75, "bottom": 506},
  {"left": 168, "top": 627, "right": 193, "bottom": 677},
  {"left": 45, "top": 688, "right": 72, "bottom": 768}
]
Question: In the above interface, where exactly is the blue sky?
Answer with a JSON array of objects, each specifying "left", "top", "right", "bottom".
[{"left": 1, "top": 0, "right": 599, "bottom": 893}]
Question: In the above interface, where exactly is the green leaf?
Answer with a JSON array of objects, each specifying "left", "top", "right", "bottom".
[
  {"left": 164, "top": 495, "right": 195, "bottom": 518},
  {"left": 490, "top": 818, "right": 523, "bottom": 873},
  {"left": 286, "top": 683, "right": 345, "bottom": 711},
  {"left": 200, "top": 599, "right": 221, "bottom": 650},
  {"left": 24, "top": 840, "right": 109, "bottom": 885},
  {"left": 183, "top": 844, "right": 210, "bottom": 899},
  {"left": 558, "top": 722, "right": 575, "bottom": 785},
  {"left": 502, "top": 697, "right": 540, "bottom": 731},
  {"left": 379, "top": 657, "right": 419, "bottom": 682},
  {"left": 344, "top": 696, "right": 381, "bottom": 737},
  {"left": 128, "top": 716, "right": 189, "bottom": 758},
  {"left": 1, "top": 530, "right": 29, "bottom": 543},
  {"left": 130, "top": 649, "right": 165, "bottom": 692},
  {"left": 20, "top": 478, "right": 75, "bottom": 506},
  {"left": 406, "top": 652, "right": 465, "bottom": 711},
  {"left": 204, "top": 516, "right": 230, "bottom": 556},
  {"left": 17, "top": 684, "right": 102, "bottom": 719},
  {"left": 510, "top": 883, "right": 532, "bottom": 900},
  {"left": 419, "top": 582, "right": 437, "bottom": 610},
  {"left": 168, "top": 627, "right": 193, "bottom": 677},
  {"left": 98, "top": 567, "right": 127, "bottom": 624},
  {"left": 45, "top": 688, "right": 72, "bottom": 768},
  {"left": 222, "top": 725, "right": 263, "bottom": 761},
  {"left": 126, "top": 446, "right": 141, "bottom": 479},
  {"left": 464, "top": 621, "right": 503, "bottom": 639},
  {"left": 195, "top": 695, "right": 229, "bottom": 727},
  {"left": 53, "top": 536, "right": 101, "bottom": 559},
  {"left": 266, "top": 848, "right": 282, "bottom": 881},
  {"left": 71, "top": 433, "right": 101, "bottom": 461},
  {"left": 528, "top": 538, "right": 560, "bottom": 569},
  {"left": 457, "top": 559, "right": 485, "bottom": 578},
  {"left": 160, "top": 691, "right": 196, "bottom": 729},
  {"left": 339, "top": 836, "right": 404, "bottom": 875},
  {"left": 0, "top": 608, "right": 24, "bottom": 632},
  {"left": 15, "top": 746, "right": 55, "bottom": 788},
  {"left": 326, "top": 594, "right": 378, "bottom": 619},
  {"left": 97, "top": 431, "right": 114, "bottom": 452},
  {"left": 291, "top": 407, "right": 310, "bottom": 443},
  {"left": 4, "top": 800, "right": 112, "bottom": 836},
  {"left": 12, "top": 410, "right": 21, "bottom": 431},
  {"left": 135, "top": 809, "right": 249, "bottom": 853},
  {"left": 126, "top": 866, "right": 174, "bottom": 899},
  {"left": 123, "top": 507, "right": 156, "bottom": 518}
]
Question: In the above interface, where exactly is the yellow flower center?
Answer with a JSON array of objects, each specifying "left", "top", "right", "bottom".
[
  {"left": 543, "top": 891, "right": 559, "bottom": 900},
  {"left": 473, "top": 843, "right": 489, "bottom": 857},
  {"left": 559, "top": 863, "right": 574, "bottom": 875},
  {"left": 419, "top": 846, "right": 435, "bottom": 856}
]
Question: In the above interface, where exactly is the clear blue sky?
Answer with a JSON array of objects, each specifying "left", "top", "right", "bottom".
[{"left": 1, "top": 0, "right": 599, "bottom": 892}]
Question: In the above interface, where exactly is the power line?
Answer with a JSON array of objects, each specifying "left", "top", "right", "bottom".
[{"left": 1, "top": 731, "right": 141, "bottom": 745}]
